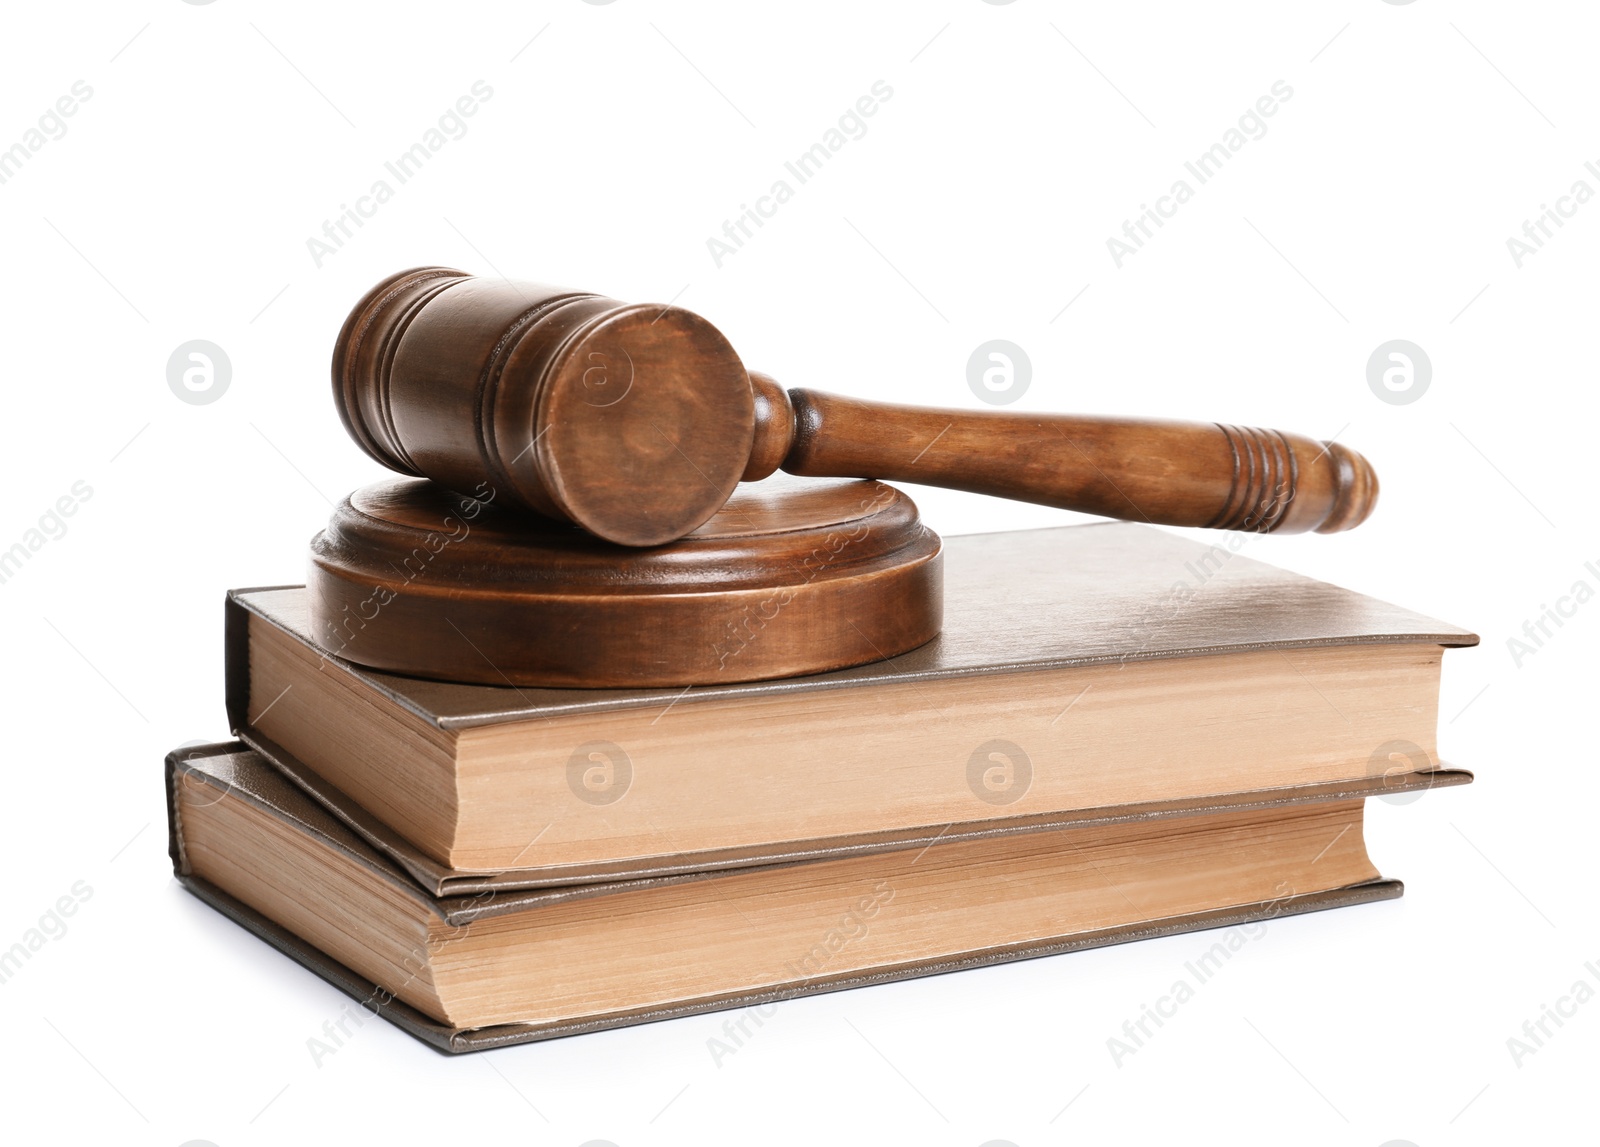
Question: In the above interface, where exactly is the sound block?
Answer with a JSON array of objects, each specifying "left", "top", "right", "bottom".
[{"left": 308, "top": 474, "right": 943, "bottom": 688}]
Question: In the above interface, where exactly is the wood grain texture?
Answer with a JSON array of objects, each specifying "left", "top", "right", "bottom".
[
  {"left": 334, "top": 268, "right": 1379, "bottom": 546},
  {"left": 772, "top": 387, "right": 1376, "bottom": 535},
  {"left": 332, "top": 267, "right": 754, "bottom": 547},
  {"left": 307, "top": 474, "right": 942, "bottom": 687}
]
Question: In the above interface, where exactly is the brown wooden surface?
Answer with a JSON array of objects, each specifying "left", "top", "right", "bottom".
[
  {"left": 770, "top": 386, "right": 1376, "bottom": 534},
  {"left": 334, "top": 267, "right": 1378, "bottom": 545},
  {"left": 332, "top": 266, "right": 754, "bottom": 547},
  {"left": 307, "top": 474, "right": 942, "bottom": 687}
]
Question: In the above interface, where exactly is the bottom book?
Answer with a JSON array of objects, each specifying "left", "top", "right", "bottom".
[{"left": 168, "top": 742, "right": 1410, "bottom": 1054}]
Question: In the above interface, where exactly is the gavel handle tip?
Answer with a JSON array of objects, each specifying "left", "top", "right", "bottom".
[{"left": 1314, "top": 441, "right": 1380, "bottom": 533}]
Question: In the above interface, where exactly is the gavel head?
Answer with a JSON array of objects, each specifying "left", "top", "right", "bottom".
[{"left": 332, "top": 266, "right": 759, "bottom": 546}]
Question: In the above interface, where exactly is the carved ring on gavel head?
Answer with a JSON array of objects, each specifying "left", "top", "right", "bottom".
[{"left": 333, "top": 267, "right": 1378, "bottom": 547}]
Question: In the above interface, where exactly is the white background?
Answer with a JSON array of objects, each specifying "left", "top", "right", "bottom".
[{"left": 1, "top": 1, "right": 1594, "bottom": 1143}]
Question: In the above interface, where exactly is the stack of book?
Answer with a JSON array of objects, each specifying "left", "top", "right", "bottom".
[{"left": 167, "top": 516, "right": 1475, "bottom": 1052}]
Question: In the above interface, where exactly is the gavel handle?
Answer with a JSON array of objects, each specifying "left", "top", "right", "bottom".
[{"left": 743, "top": 378, "right": 1377, "bottom": 534}]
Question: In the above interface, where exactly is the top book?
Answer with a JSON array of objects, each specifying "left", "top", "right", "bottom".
[{"left": 227, "top": 521, "right": 1475, "bottom": 886}]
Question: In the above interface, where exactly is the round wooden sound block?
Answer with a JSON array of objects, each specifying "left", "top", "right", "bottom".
[{"left": 308, "top": 474, "right": 943, "bottom": 688}]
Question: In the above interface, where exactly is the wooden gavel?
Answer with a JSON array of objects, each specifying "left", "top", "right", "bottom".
[{"left": 333, "top": 267, "right": 1377, "bottom": 547}]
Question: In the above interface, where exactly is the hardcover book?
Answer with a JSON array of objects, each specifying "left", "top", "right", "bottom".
[
  {"left": 226, "top": 522, "right": 1476, "bottom": 884},
  {"left": 170, "top": 742, "right": 1423, "bottom": 1054}
]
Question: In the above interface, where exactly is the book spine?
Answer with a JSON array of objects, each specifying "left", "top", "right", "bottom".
[
  {"left": 224, "top": 591, "right": 251, "bottom": 734},
  {"left": 163, "top": 750, "right": 186, "bottom": 877}
]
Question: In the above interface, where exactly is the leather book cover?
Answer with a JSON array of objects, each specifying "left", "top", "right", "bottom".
[{"left": 168, "top": 742, "right": 1410, "bottom": 1054}]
